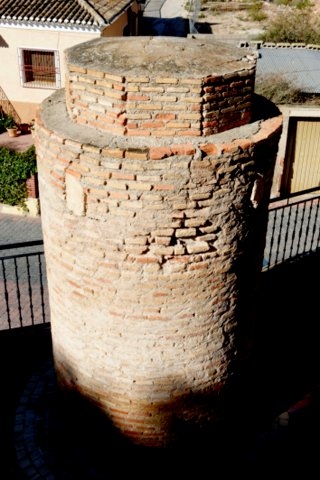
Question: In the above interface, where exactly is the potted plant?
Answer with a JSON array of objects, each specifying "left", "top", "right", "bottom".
[{"left": 3, "top": 115, "right": 19, "bottom": 137}]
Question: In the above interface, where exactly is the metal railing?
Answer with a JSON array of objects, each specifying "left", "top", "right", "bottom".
[
  {"left": 0, "top": 188, "right": 319, "bottom": 330},
  {"left": 263, "top": 187, "right": 320, "bottom": 270},
  {"left": 0, "top": 86, "right": 21, "bottom": 126},
  {"left": 0, "top": 240, "right": 49, "bottom": 330},
  {"left": 186, "top": 0, "right": 201, "bottom": 34}
]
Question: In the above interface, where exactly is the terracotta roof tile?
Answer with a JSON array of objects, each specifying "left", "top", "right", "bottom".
[
  {"left": 0, "top": 0, "right": 135, "bottom": 28},
  {"left": 89, "top": 0, "right": 136, "bottom": 23}
]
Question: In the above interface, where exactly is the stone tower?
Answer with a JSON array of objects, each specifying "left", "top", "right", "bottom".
[{"left": 34, "top": 36, "right": 282, "bottom": 448}]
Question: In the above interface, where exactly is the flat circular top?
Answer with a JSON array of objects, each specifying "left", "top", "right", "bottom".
[{"left": 66, "top": 36, "right": 256, "bottom": 77}]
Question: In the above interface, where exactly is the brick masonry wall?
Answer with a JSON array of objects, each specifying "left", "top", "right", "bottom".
[
  {"left": 65, "top": 36, "right": 256, "bottom": 137},
  {"left": 35, "top": 36, "right": 283, "bottom": 447},
  {"left": 26, "top": 173, "right": 38, "bottom": 199},
  {"left": 66, "top": 67, "right": 254, "bottom": 137}
]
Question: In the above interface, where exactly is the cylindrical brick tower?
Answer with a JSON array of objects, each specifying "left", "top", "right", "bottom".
[{"left": 34, "top": 36, "right": 282, "bottom": 448}]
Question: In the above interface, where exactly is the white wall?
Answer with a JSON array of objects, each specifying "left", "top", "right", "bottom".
[{"left": 0, "top": 26, "right": 99, "bottom": 122}]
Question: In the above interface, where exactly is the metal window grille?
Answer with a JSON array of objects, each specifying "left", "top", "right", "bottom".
[{"left": 20, "top": 49, "right": 60, "bottom": 89}]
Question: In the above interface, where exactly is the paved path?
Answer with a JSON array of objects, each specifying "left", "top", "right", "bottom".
[
  {"left": 141, "top": 0, "right": 189, "bottom": 36},
  {"left": 0, "top": 211, "right": 43, "bottom": 245},
  {"left": 0, "top": 130, "right": 33, "bottom": 152},
  {"left": 161, "top": 0, "right": 187, "bottom": 18},
  {"left": 143, "top": 0, "right": 166, "bottom": 17},
  {"left": 0, "top": 213, "right": 47, "bottom": 331}
]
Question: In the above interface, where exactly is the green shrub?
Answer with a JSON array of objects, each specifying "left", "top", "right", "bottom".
[
  {"left": 260, "top": 8, "right": 320, "bottom": 43},
  {"left": 0, "top": 114, "right": 17, "bottom": 132},
  {"left": 0, "top": 145, "right": 37, "bottom": 208},
  {"left": 0, "top": 116, "right": 7, "bottom": 134},
  {"left": 254, "top": 73, "right": 319, "bottom": 104},
  {"left": 273, "top": 0, "right": 313, "bottom": 8},
  {"left": 248, "top": 1, "right": 268, "bottom": 21}
]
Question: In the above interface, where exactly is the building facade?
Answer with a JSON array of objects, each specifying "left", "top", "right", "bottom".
[{"left": 0, "top": 0, "right": 140, "bottom": 123}]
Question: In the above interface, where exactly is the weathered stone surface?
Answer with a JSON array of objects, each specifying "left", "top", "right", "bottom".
[{"left": 66, "top": 36, "right": 255, "bottom": 76}]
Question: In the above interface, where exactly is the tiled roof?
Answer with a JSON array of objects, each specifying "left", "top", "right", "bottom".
[{"left": 0, "top": 0, "right": 134, "bottom": 28}]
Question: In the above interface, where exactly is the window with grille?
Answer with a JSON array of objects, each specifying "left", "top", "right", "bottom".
[{"left": 18, "top": 48, "right": 61, "bottom": 89}]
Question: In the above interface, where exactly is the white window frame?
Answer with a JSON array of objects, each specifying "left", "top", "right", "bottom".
[{"left": 18, "top": 47, "right": 61, "bottom": 89}]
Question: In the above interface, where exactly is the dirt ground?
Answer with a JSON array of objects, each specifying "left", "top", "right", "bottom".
[
  {"left": 195, "top": 2, "right": 267, "bottom": 40},
  {"left": 191, "top": 0, "right": 320, "bottom": 41}
]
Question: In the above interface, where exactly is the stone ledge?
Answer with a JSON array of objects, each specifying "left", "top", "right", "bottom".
[{"left": 0, "top": 199, "right": 40, "bottom": 217}]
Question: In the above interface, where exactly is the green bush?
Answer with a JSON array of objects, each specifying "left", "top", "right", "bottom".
[
  {"left": 248, "top": 1, "right": 267, "bottom": 22},
  {"left": 0, "top": 116, "right": 7, "bottom": 134},
  {"left": 260, "top": 8, "right": 320, "bottom": 43},
  {"left": 0, "top": 145, "right": 37, "bottom": 208},
  {"left": 273, "top": 0, "right": 313, "bottom": 8},
  {"left": 255, "top": 74, "right": 302, "bottom": 103},
  {"left": 0, "top": 114, "right": 17, "bottom": 132},
  {"left": 255, "top": 73, "right": 320, "bottom": 104}
]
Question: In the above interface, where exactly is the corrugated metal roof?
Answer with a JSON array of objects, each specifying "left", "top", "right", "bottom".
[
  {"left": 0, "top": 0, "right": 134, "bottom": 28},
  {"left": 256, "top": 45, "right": 320, "bottom": 94}
]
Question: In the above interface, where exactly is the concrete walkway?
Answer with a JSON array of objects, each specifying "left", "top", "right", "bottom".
[
  {"left": 144, "top": 0, "right": 187, "bottom": 17},
  {"left": 143, "top": 0, "right": 166, "bottom": 17},
  {"left": 141, "top": 0, "right": 189, "bottom": 36},
  {"left": 0, "top": 211, "right": 43, "bottom": 245},
  {"left": 161, "top": 0, "right": 187, "bottom": 18},
  {"left": 0, "top": 130, "right": 33, "bottom": 152}
]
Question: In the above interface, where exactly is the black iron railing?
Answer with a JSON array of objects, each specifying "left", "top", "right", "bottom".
[
  {"left": 0, "top": 240, "right": 49, "bottom": 330},
  {"left": 0, "top": 188, "right": 319, "bottom": 330},
  {"left": 263, "top": 187, "right": 320, "bottom": 270}
]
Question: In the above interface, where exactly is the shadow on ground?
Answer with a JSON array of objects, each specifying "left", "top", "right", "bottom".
[
  {"left": 140, "top": 16, "right": 189, "bottom": 36},
  {"left": 0, "top": 325, "right": 52, "bottom": 479},
  {"left": 257, "top": 250, "right": 320, "bottom": 414},
  {"left": 1, "top": 251, "right": 320, "bottom": 477}
]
